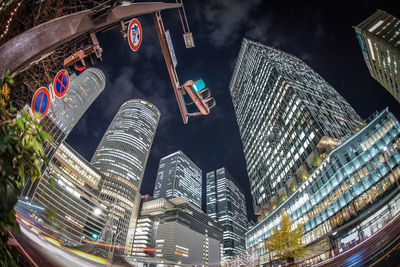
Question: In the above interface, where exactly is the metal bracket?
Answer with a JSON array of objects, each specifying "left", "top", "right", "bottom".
[{"left": 119, "top": 21, "right": 127, "bottom": 40}]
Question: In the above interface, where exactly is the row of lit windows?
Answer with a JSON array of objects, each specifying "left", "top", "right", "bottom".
[{"left": 247, "top": 115, "right": 399, "bottom": 247}]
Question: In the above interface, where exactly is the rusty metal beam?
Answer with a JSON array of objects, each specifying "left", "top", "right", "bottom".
[
  {"left": 152, "top": 11, "right": 188, "bottom": 124},
  {"left": 0, "top": 2, "right": 181, "bottom": 77}
]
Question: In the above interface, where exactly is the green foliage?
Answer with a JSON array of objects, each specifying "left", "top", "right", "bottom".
[
  {"left": 313, "top": 154, "right": 322, "bottom": 166},
  {"left": 290, "top": 183, "right": 298, "bottom": 192},
  {"left": 0, "top": 69, "right": 51, "bottom": 266},
  {"left": 280, "top": 193, "right": 287, "bottom": 203},
  {"left": 264, "top": 210, "right": 307, "bottom": 263},
  {"left": 300, "top": 169, "right": 309, "bottom": 180}
]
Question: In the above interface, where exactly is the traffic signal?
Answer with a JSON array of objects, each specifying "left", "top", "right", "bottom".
[{"left": 183, "top": 79, "right": 216, "bottom": 115}]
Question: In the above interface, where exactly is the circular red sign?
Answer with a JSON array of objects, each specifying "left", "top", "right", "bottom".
[
  {"left": 127, "top": 18, "right": 143, "bottom": 51},
  {"left": 31, "top": 87, "right": 50, "bottom": 119},
  {"left": 53, "top": 69, "right": 70, "bottom": 98}
]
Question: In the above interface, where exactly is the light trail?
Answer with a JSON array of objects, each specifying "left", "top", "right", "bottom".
[{"left": 83, "top": 239, "right": 157, "bottom": 252}]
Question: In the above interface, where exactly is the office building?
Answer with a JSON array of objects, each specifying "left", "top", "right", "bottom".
[
  {"left": 206, "top": 168, "right": 248, "bottom": 258},
  {"left": 133, "top": 197, "right": 223, "bottom": 266},
  {"left": 153, "top": 151, "right": 202, "bottom": 209},
  {"left": 246, "top": 109, "right": 400, "bottom": 265},
  {"left": 91, "top": 99, "right": 160, "bottom": 253},
  {"left": 31, "top": 143, "right": 108, "bottom": 244},
  {"left": 21, "top": 67, "right": 105, "bottom": 197},
  {"left": 48, "top": 68, "right": 106, "bottom": 136},
  {"left": 355, "top": 10, "right": 400, "bottom": 103},
  {"left": 229, "top": 39, "right": 362, "bottom": 216}
]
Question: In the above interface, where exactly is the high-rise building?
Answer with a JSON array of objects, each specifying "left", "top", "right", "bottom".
[
  {"left": 206, "top": 168, "right": 248, "bottom": 258},
  {"left": 229, "top": 39, "right": 362, "bottom": 216},
  {"left": 153, "top": 151, "right": 202, "bottom": 209},
  {"left": 91, "top": 99, "right": 160, "bottom": 253},
  {"left": 355, "top": 10, "right": 400, "bottom": 103},
  {"left": 21, "top": 67, "right": 105, "bottom": 197},
  {"left": 133, "top": 197, "right": 223, "bottom": 266},
  {"left": 30, "top": 143, "right": 108, "bottom": 244},
  {"left": 246, "top": 109, "right": 400, "bottom": 265}
]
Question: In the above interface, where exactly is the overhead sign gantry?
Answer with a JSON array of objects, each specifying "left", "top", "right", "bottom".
[{"left": 0, "top": 0, "right": 215, "bottom": 124}]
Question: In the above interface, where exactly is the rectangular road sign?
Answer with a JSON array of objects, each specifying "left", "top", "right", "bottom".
[{"left": 165, "top": 30, "right": 177, "bottom": 68}]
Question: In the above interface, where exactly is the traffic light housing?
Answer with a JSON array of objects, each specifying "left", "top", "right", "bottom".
[{"left": 182, "top": 79, "right": 216, "bottom": 116}]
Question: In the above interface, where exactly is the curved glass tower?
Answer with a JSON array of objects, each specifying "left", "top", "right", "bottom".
[
  {"left": 49, "top": 67, "right": 106, "bottom": 136},
  {"left": 91, "top": 99, "right": 160, "bottom": 252},
  {"left": 21, "top": 67, "right": 105, "bottom": 198}
]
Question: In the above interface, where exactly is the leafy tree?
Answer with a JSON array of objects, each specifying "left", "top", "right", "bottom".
[
  {"left": 264, "top": 210, "right": 307, "bottom": 265},
  {"left": 300, "top": 169, "right": 309, "bottom": 180},
  {"left": 0, "top": 69, "right": 51, "bottom": 266},
  {"left": 229, "top": 247, "right": 259, "bottom": 267},
  {"left": 313, "top": 154, "right": 322, "bottom": 166}
]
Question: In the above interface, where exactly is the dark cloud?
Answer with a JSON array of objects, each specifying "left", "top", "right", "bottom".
[{"left": 201, "top": 0, "right": 262, "bottom": 48}]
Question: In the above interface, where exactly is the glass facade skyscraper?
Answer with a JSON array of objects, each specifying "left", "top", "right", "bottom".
[
  {"left": 246, "top": 109, "right": 400, "bottom": 265},
  {"left": 21, "top": 67, "right": 105, "bottom": 198},
  {"left": 49, "top": 68, "right": 106, "bottom": 136},
  {"left": 91, "top": 99, "right": 160, "bottom": 253},
  {"left": 31, "top": 143, "right": 108, "bottom": 244},
  {"left": 153, "top": 151, "right": 202, "bottom": 209},
  {"left": 206, "top": 168, "right": 248, "bottom": 258},
  {"left": 229, "top": 39, "right": 362, "bottom": 215},
  {"left": 355, "top": 10, "right": 400, "bottom": 103}
]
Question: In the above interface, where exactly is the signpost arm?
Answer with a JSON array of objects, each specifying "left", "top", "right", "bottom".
[
  {"left": 0, "top": 2, "right": 181, "bottom": 78},
  {"left": 152, "top": 11, "right": 189, "bottom": 124}
]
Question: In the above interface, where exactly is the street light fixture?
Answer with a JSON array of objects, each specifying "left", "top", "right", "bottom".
[
  {"left": 107, "top": 230, "right": 123, "bottom": 267},
  {"left": 94, "top": 207, "right": 102, "bottom": 216}
]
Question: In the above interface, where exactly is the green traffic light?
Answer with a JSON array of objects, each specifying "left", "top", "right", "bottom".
[{"left": 192, "top": 79, "right": 205, "bottom": 92}]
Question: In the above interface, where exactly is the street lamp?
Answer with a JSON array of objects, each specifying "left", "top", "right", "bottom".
[
  {"left": 382, "top": 146, "right": 400, "bottom": 191},
  {"left": 94, "top": 207, "right": 102, "bottom": 216},
  {"left": 107, "top": 230, "right": 123, "bottom": 267}
]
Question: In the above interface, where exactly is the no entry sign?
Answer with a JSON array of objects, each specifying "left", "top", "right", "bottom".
[
  {"left": 127, "top": 18, "right": 142, "bottom": 51},
  {"left": 31, "top": 87, "right": 50, "bottom": 119}
]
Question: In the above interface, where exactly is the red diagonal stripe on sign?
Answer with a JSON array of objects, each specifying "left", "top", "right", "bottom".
[{"left": 56, "top": 74, "right": 67, "bottom": 93}]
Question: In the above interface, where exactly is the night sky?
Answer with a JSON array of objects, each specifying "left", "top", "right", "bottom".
[{"left": 66, "top": 0, "right": 400, "bottom": 221}]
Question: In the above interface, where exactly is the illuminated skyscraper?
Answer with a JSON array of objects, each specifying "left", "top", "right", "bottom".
[
  {"left": 355, "top": 10, "right": 400, "bottom": 103},
  {"left": 206, "top": 168, "right": 247, "bottom": 258},
  {"left": 91, "top": 99, "right": 160, "bottom": 253},
  {"left": 30, "top": 143, "right": 108, "bottom": 244},
  {"left": 153, "top": 151, "right": 202, "bottom": 209},
  {"left": 48, "top": 68, "right": 106, "bottom": 137},
  {"left": 21, "top": 67, "right": 105, "bottom": 197},
  {"left": 246, "top": 109, "right": 400, "bottom": 265},
  {"left": 229, "top": 39, "right": 362, "bottom": 216}
]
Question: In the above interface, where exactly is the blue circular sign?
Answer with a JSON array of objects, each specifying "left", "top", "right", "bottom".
[
  {"left": 31, "top": 87, "right": 50, "bottom": 119},
  {"left": 53, "top": 69, "right": 69, "bottom": 98}
]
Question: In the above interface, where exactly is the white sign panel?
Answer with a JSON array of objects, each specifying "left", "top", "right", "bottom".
[{"left": 165, "top": 30, "right": 177, "bottom": 68}]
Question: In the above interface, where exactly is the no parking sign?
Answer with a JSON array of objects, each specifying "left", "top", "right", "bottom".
[
  {"left": 127, "top": 18, "right": 142, "bottom": 51},
  {"left": 31, "top": 87, "right": 50, "bottom": 119},
  {"left": 31, "top": 69, "right": 70, "bottom": 119},
  {"left": 53, "top": 70, "right": 69, "bottom": 98}
]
